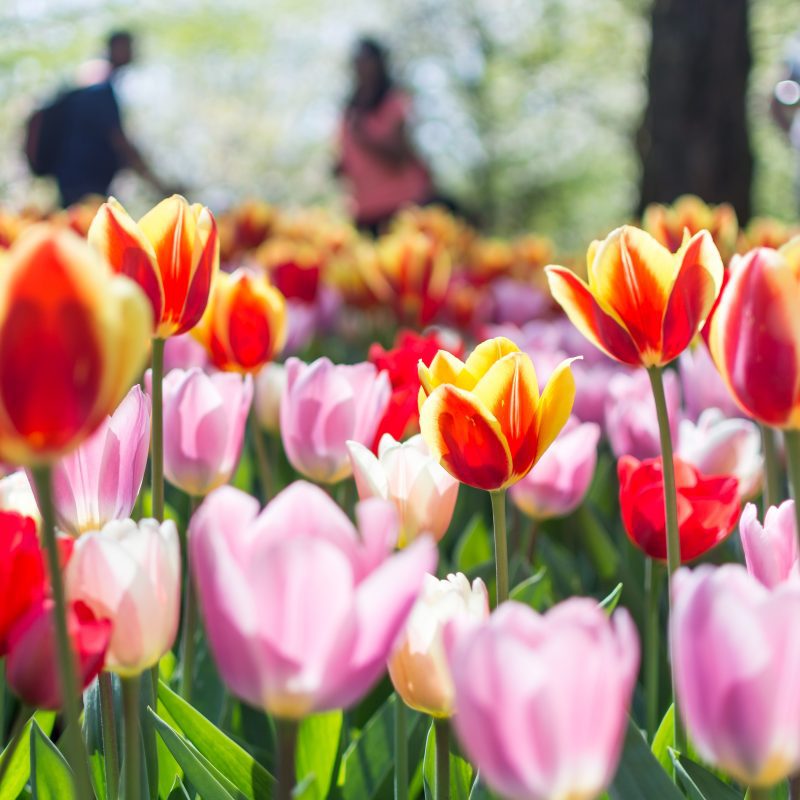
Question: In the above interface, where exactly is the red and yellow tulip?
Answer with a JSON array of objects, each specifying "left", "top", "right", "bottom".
[
  {"left": 193, "top": 268, "right": 287, "bottom": 374},
  {"left": 418, "top": 337, "right": 576, "bottom": 491},
  {"left": 88, "top": 195, "right": 219, "bottom": 339},
  {"left": 0, "top": 226, "right": 151, "bottom": 465},
  {"left": 545, "top": 225, "right": 724, "bottom": 367}
]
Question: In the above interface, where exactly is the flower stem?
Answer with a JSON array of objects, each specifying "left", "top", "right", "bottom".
[
  {"left": 644, "top": 558, "right": 662, "bottom": 739},
  {"left": 121, "top": 676, "right": 140, "bottom": 800},
  {"left": 180, "top": 496, "right": 200, "bottom": 703},
  {"left": 434, "top": 718, "right": 450, "bottom": 800},
  {"left": 748, "top": 788, "right": 772, "bottom": 800},
  {"left": 275, "top": 718, "right": 298, "bottom": 800},
  {"left": 394, "top": 696, "right": 408, "bottom": 800},
  {"left": 99, "top": 672, "right": 120, "bottom": 800},
  {"left": 760, "top": 424, "right": 783, "bottom": 512},
  {"left": 150, "top": 338, "right": 165, "bottom": 522},
  {"left": 249, "top": 407, "right": 273, "bottom": 502},
  {"left": 783, "top": 430, "right": 800, "bottom": 555},
  {"left": 30, "top": 465, "right": 93, "bottom": 799},
  {"left": 490, "top": 489, "right": 509, "bottom": 605}
]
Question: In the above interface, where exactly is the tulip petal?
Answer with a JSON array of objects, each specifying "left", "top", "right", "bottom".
[
  {"left": 419, "top": 350, "right": 465, "bottom": 395},
  {"left": 174, "top": 206, "right": 219, "bottom": 336},
  {"left": 533, "top": 358, "right": 577, "bottom": 465},
  {"left": 462, "top": 337, "right": 520, "bottom": 386}
]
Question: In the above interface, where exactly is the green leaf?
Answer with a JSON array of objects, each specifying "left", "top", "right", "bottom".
[
  {"left": 154, "top": 700, "right": 182, "bottom": 800},
  {"left": 29, "top": 721, "right": 76, "bottom": 800},
  {"left": 509, "top": 569, "right": 551, "bottom": 611},
  {"left": 651, "top": 704, "right": 675, "bottom": 776},
  {"left": 671, "top": 753, "right": 743, "bottom": 800},
  {"left": 0, "top": 712, "right": 56, "bottom": 800},
  {"left": 607, "top": 718, "right": 683, "bottom": 800},
  {"left": 157, "top": 680, "right": 274, "bottom": 799},
  {"left": 294, "top": 711, "right": 342, "bottom": 800},
  {"left": 83, "top": 678, "right": 111, "bottom": 800},
  {"left": 454, "top": 514, "right": 492, "bottom": 574},
  {"left": 166, "top": 776, "right": 191, "bottom": 800},
  {"left": 599, "top": 583, "right": 623, "bottom": 615},
  {"left": 422, "top": 720, "right": 474, "bottom": 800}
]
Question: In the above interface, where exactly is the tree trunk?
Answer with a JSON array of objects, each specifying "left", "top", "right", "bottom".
[{"left": 638, "top": 0, "right": 753, "bottom": 223}]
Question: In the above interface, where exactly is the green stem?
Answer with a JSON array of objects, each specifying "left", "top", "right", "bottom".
[
  {"left": 490, "top": 489, "right": 509, "bottom": 605},
  {"left": 150, "top": 338, "right": 165, "bottom": 522},
  {"left": 180, "top": 497, "right": 200, "bottom": 703},
  {"left": 394, "top": 696, "right": 408, "bottom": 800},
  {"left": 748, "top": 788, "right": 772, "bottom": 800},
  {"left": 434, "top": 718, "right": 450, "bottom": 800},
  {"left": 784, "top": 431, "right": 800, "bottom": 555},
  {"left": 760, "top": 424, "right": 783, "bottom": 512},
  {"left": 31, "top": 466, "right": 94, "bottom": 799},
  {"left": 644, "top": 558, "right": 662, "bottom": 739},
  {"left": 0, "top": 665, "right": 5, "bottom": 745},
  {"left": 121, "top": 677, "right": 140, "bottom": 800},
  {"left": 99, "top": 673, "right": 120, "bottom": 800},
  {"left": 0, "top": 705, "right": 32, "bottom": 788},
  {"left": 275, "top": 718, "right": 298, "bottom": 800},
  {"left": 249, "top": 408, "right": 273, "bottom": 502}
]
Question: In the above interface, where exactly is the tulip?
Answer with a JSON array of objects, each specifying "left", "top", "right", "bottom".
[
  {"left": 388, "top": 573, "right": 488, "bottom": 718},
  {"left": 0, "top": 225, "right": 152, "bottom": 465},
  {"left": 163, "top": 333, "right": 210, "bottom": 373},
  {"left": 418, "top": 337, "right": 576, "bottom": 491},
  {"left": 253, "top": 362, "right": 287, "bottom": 433},
  {"left": 46, "top": 385, "right": 151, "bottom": 536},
  {"left": 347, "top": 434, "right": 459, "bottom": 546},
  {"left": 88, "top": 195, "right": 219, "bottom": 339},
  {"left": 192, "top": 268, "right": 287, "bottom": 373},
  {"left": 5, "top": 598, "right": 111, "bottom": 709},
  {"left": 738, "top": 217, "right": 800, "bottom": 252},
  {"left": 0, "top": 471, "right": 41, "bottom": 525},
  {"left": 447, "top": 599, "right": 639, "bottom": 800},
  {"left": 546, "top": 225, "right": 724, "bottom": 368},
  {"left": 65, "top": 518, "right": 180, "bottom": 676},
  {"left": 678, "top": 345, "right": 742, "bottom": 421},
  {"left": 739, "top": 501, "right": 798, "bottom": 588},
  {"left": 678, "top": 409, "right": 763, "bottom": 500},
  {"left": 618, "top": 455, "right": 740, "bottom": 562},
  {"left": 509, "top": 417, "right": 600, "bottom": 520},
  {"left": 280, "top": 357, "right": 391, "bottom": 484},
  {"left": 189, "top": 482, "right": 437, "bottom": 718},
  {"left": 604, "top": 369, "right": 681, "bottom": 460},
  {"left": 671, "top": 564, "right": 800, "bottom": 787},
  {"left": 159, "top": 368, "right": 253, "bottom": 497}
]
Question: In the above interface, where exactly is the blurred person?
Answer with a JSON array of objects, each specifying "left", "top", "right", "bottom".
[
  {"left": 772, "top": 33, "right": 800, "bottom": 197},
  {"left": 335, "top": 38, "right": 435, "bottom": 234}
]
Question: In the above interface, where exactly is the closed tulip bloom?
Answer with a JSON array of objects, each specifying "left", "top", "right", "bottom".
[
  {"left": 253, "top": 362, "right": 286, "bottom": 433},
  {"left": 88, "top": 195, "right": 219, "bottom": 339},
  {"left": 0, "top": 225, "right": 152, "bottom": 465},
  {"left": 678, "top": 345, "right": 742, "bottom": 421},
  {"left": 739, "top": 501, "right": 798, "bottom": 588},
  {"left": 65, "top": 518, "right": 180, "bottom": 676},
  {"left": 448, "top": 599, "right": 639, "bottom": 800},
  {"left": 618, "top": 455, "right": 740, "bottom": 562},
  {"left": 709, "top": 244, "right": 800, "bottom": 426},
  {"left": 190, "top": 482, "right": 437, "bottom": 718},
  {"left": 47, "top": 385, "right": 151, "bottom": 536},
  {"left": 678, "top": 409, "right": 763, "bottom": 500},
  {"left": 347, "top": 434, "right": 459, "bottom": 546},
  {"left": 192, "top": 268, "right": 287, "bottom": 373},
  {"left": 418, "top": 337, "right": 576, "bottom": 491},
  {"left": 160, "top": 368, "right": 253, "bottom": 497},
  {"left": 281, "top": 358, "right": 391, "bottom": 484},
  {"left": 671, "top": 565, "right": 800, "bottom": 787},
  {"left": 509, "top": 417, "right": 600, "bottom": 520},
  {"left": 546, "top": 225, "right": 724, "bottom": 367},
  {"left": 388, "top": 573, "right": 488, "bottom": 718}
]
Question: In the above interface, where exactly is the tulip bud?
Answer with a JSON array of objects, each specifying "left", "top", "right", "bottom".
[
  {"left": 254, "top": 362, "right": 286, "bottom": 433},
  {"left": 739, "top": 501, "right": 799, "bottom": 588}
]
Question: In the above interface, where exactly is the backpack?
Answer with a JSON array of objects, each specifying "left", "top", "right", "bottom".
[{"left": 24, "top": 90, "right": 73, "bottom": 177}]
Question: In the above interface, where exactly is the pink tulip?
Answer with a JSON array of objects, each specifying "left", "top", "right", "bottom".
[
  {"left": 447, "top": 599, "right": 638, "bottom": 800},
  {"left": 280, "top": 357, "right": 391, "bottom": 484},
  {"left": 189, "top": 481, "right": 437, "bottom": 718},
  {"left": 161, "top": 368, "right": 253, "bottom": 497},
  {"left": 45, "top": 386, "right": 150, "bottom": 536},
  {"left": 679, "top": 345, "right": 742, "bottom": 421},
  {"left": 347, "top": 433, "right": 459, "bottom": 546},
  {"left": 65, "top": 518, "right": 181, "bottom": 676},
  {"left": 678, "top": 409, "right": 763, "bottom": 499},
  {"left": 254, "top": 362, "right": 286, "bottom": 433},
  {"left": 509, "top": 417, "right": 600, "bottom": 520},
  {"left": 164, "top": 333, "right": 210, "bottom": 373},
  {"left": 671, "top": 565, "right": 800, "bottom": 787},
  {"left": 739, "top": 500, "right": 798, "bottom": 588},
  {"left": 605, "top": 369, "right": 681, "bottom": 460}
]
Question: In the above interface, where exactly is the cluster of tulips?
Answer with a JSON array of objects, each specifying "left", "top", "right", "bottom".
[{"left": 2, "top": 186, "right": 800, "bottom": 800}]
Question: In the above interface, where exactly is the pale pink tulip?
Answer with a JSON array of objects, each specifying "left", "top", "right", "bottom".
[
  {"left": 671, "top": 565, "right": 800, "bottom": 787},
  {"left": 678, "top": 409, "right": 763, "bottom": 499},
  {"left": 45, "top": 386, "right": 150, "bottom": 536},
  {"left": 163, "top": 333, "right": 210, "bottom": 373},
  {"left": 679, "top": 345, "right": 742, "bottom": 421},
  {"left": 280, "top": 357, "right": 391, "bottom": 484},
  {"left": 253, "top": 362, "right": 286, "bottom": 433},
  {"left": 65, "top": 518, "right": 181, "bottom": 676},
  {"left": 161, "top": 368, "right": 253, "bottom": 497},
  {"left": 388, "top": 573, "right": 488, "bottom": 718},
  {"left": 739, "top": 500, "right": 798, "bottom": 588},
  {"left": 447, "top": 599, "right": 638, "bottom": 800},
  {"left": 189, "top": 481, "right": 437, "bottom": 718},
  {"left": 509, "top": 417, "right": 600, "bottom": 520},
  {"left": 0, "top": 471, "right": 41, "bottom": 525},
  {"left": 347, "top": 434, "right": 459, "bottom": 546}
]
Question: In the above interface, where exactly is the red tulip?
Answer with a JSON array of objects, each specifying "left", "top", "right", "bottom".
[{"left": 618, "top": 455, "right": 740, "bottom": 562}]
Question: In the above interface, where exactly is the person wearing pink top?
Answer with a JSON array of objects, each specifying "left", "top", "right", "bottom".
[{"left": 336, "top": 38, "right": 434, "bottom": 233}]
